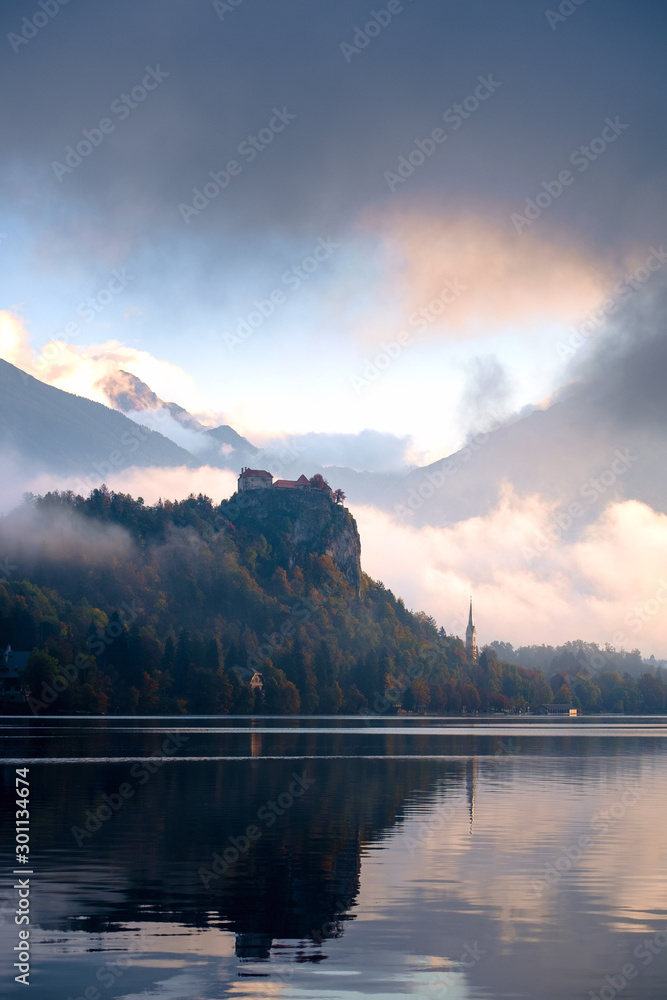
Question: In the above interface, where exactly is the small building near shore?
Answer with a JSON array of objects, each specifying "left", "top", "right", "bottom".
[
  {"left": 537, "top": 704, "right": 578, "bottom": 716},
  {"left": 249, "top": 672, "right": 264, "bottom": 693}
]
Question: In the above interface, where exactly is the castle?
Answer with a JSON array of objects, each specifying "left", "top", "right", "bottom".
[
  {"left": 237, "top": 469, "right": 346, "bottom": 505},
  {"left": 465, "top": 598, "right": 478, "bottom": 662},
  {"left": 238, "top": 468, "right": 312, "bottom": 492}
]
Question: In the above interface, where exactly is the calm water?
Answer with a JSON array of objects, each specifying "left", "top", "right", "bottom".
[{"left": 1, "top": 716, "right": 667, "bottom": 999}]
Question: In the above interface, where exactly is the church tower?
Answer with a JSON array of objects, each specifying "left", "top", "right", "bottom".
[{"left": 465, "top": 597, "right": 477, "bottom": 662}]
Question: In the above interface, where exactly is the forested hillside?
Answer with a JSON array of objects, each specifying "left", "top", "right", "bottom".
[{"left": 0, "top": 487, "right": 665, "bottom": 715}]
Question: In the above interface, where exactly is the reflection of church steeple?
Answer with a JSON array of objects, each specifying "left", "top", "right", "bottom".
[
  {"left": 466, "top": 757, "right": 477, "bottom": 834},
  {"left": 465, "top": 597, "right": 477, "bottom": 662}
]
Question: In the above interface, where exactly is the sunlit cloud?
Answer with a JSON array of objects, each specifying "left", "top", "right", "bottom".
[
  {"left": 25, "top": 465, "right": 238, "bottom": 507},
  {"left": 0, "top": 309, "right": 202, "bottom": 412},
  {"left": 354, "top": 208, "right": 618, "bottom": 346},
  {"left": 351, "top": 490, "right": 667, "bottom": 657}
]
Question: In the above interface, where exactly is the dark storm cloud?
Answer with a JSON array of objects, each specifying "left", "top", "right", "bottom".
[
  {"left": 1, "top": 0, "right": 666, "bottom": 263},
  {"left": 566, "top": 273, "right": 667, "bottom": 430}
]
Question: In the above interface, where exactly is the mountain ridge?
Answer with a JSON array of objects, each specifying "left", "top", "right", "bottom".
[{"left": 0, "top": 359, "right": 197, "bottom": 476}]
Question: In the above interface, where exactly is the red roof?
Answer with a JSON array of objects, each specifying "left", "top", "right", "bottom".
[
  {"left": 296, "top": 475, "right": 310, "bottom": 485},
  {"left": 239, "top": 469, "right": 272, "bottom": 478},
  {"left": 273, "top": 479, "right": 297, "bottom": 488}
]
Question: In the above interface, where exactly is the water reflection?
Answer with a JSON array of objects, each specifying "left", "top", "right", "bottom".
[{"left": 0, "top": 718, "right": 666, "bottom": 999}]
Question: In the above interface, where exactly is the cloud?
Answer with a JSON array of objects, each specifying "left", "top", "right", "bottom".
[
  {"left": 125, "top": 408, "right": 212, "bottom": 455},
  {"left": 0, "top": 312, "right": 420, "bottom": 475},
  {"left": 20, "top": 465, "right": 238, "bottom": 509},
  {"left": 350, "top": 489, "right": 667, "bottom": 658},
  {"left": 0, "top": 449, "right": 51, "bottom": 515},
  {"left": 457, "top": 355, "right": 513, "bottom": 437},
  {"left": 1, "top": 1, "right": 662, "bottom": 266},
  {"left": 567, "top": 274, "right": 667, "bottom": 431},
  {"left": 354, "top": 209, "right": 616, "bottom": 346},
  {"left": 257, "top": 429, "right": 415, "bottom": 474},
  {"left": 2, "top": 504, "right": 135, "bottom": 567},
  {"left": 0, "top": 309, "right": 201, "bottom": 412},
  {"left": 0, "top": 312, "right": 34, "bottom": 372}
]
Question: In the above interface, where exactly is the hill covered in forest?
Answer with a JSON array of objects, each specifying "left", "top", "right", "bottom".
[{"left": 0, "top": 485, "right": 665, "bottom": 715}]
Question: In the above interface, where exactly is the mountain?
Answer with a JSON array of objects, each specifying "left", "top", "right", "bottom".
[
  {"left": 98, "top": 368, "right": 164, "bottom": 414},
  {"left": 0, "top": 359, "right": 197, "bottom": 476},
  {"left": 375, "top": 301, "right": 667, "bottom": 527},
  {"left": 100, "top": 369, "right": 258, "bottom": 468},
  {"left": 379, "top": 386, "right": 667, "bottom": 529},
  {"left": 98, "top": 370, "right": 414, "bottom": 488},
  {"left": 94, "top": 362, "right": 667, "bottom": 533},
  {"left": 7, "top": 314, "right": 665, "bottom": 531},
  {"left": 0, "top": 359, "right": 398, "bottom": 494},
  {"left": 204, "top": 422, "right": 259, "bottom": 456}
]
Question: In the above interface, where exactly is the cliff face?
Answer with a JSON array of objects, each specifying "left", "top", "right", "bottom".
[{"left": 224, "top": 488, "right": 362, "bottom": 592}]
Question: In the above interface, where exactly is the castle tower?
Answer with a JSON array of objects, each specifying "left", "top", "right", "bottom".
[{"left": 465, "top": 597, "right": 477, "bottom": 662}]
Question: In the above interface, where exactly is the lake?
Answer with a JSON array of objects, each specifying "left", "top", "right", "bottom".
[{"left": 1, "top": 716, "right": 666, "bottom": 999}]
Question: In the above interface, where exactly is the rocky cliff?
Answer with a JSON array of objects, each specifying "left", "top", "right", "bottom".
[{"left": 223, "top": 488, "right": 362, "bottom": 592}]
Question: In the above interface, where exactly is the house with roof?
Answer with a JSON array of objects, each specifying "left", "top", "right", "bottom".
[
  {"left": 238, "top": 469, "right": 314, "bottom": 492},
  {"left": 238, "top": 468, "right": 273, "bottom": 491},
  {"left": 0, "top": 645, "right": 29, "bottom": 704},
  {"left": 273, "top": 475, "right": 311, "bottom": 490},
  {"left": 249, "top": 671, "right": 264, "bottom": 694},
  {"left": 237, "top": 469, "right": 341, "bottom": 503}
]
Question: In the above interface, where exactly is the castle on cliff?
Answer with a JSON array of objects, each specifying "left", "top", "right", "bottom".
[
  {"left": 237, "top": 468, "right": 344, "bottom": 504},
  {"left": 238, "top": 468, "right": 312, "bottom": 492}
]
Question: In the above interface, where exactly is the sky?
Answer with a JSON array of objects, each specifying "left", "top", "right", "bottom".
[
  {"left": 2, "top": 0, "right": 666, "bottom": 458},
  {"left": 2, "top": 0, "right": 667, "bottom": 654}
]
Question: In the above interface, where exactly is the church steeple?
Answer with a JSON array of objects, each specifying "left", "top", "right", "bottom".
[{"left": 465, "top": 597, "right": 478, "bottom": 662}]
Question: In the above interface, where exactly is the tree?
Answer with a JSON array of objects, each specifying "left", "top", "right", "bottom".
[
  {"left": 205, "top": 637, "right": 220, "bottom": 673},
  {"left": 174, "top": 628, "right": 193, "bottom": 690},
  {"left": 638, "top": 672, "right": 666, "bottom": 713},
  {"left": 342, "top": 683, "right": 367, "bottom": 713},
  {"left": 490, "top": 693, "right": 510, "bottom": 712},
  {"left": 264, "top": 667, "right": 301, "bottom": 714},
  {"left": 319, "top": 681, "right": 343, "bottom": 714},
  {"left": 229, "top": 670, "right": 254, "bottom": 714},
  {"left": 550, "top": 671, "right": 571, "bottom": 696},
  {"left": 554, "top": 683, "right": 573, "bottom": 705},
  {"left": 10, "top": 484, "right": 662, "bottom": 719},
  {"left": 309, "top": 474, "right": 332, "bottom": 496},
  {"left": 460, "top": 683, "right": 481, "bottom": 713},
  {"left": 22, "top": 648, "right": 58, "bottom": 702},
  {"left": 410, "top": 677, "right": 431, "bottom": 713},
  {"left": 575, "top": 676, "right": 602, "bottom": 712}
]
